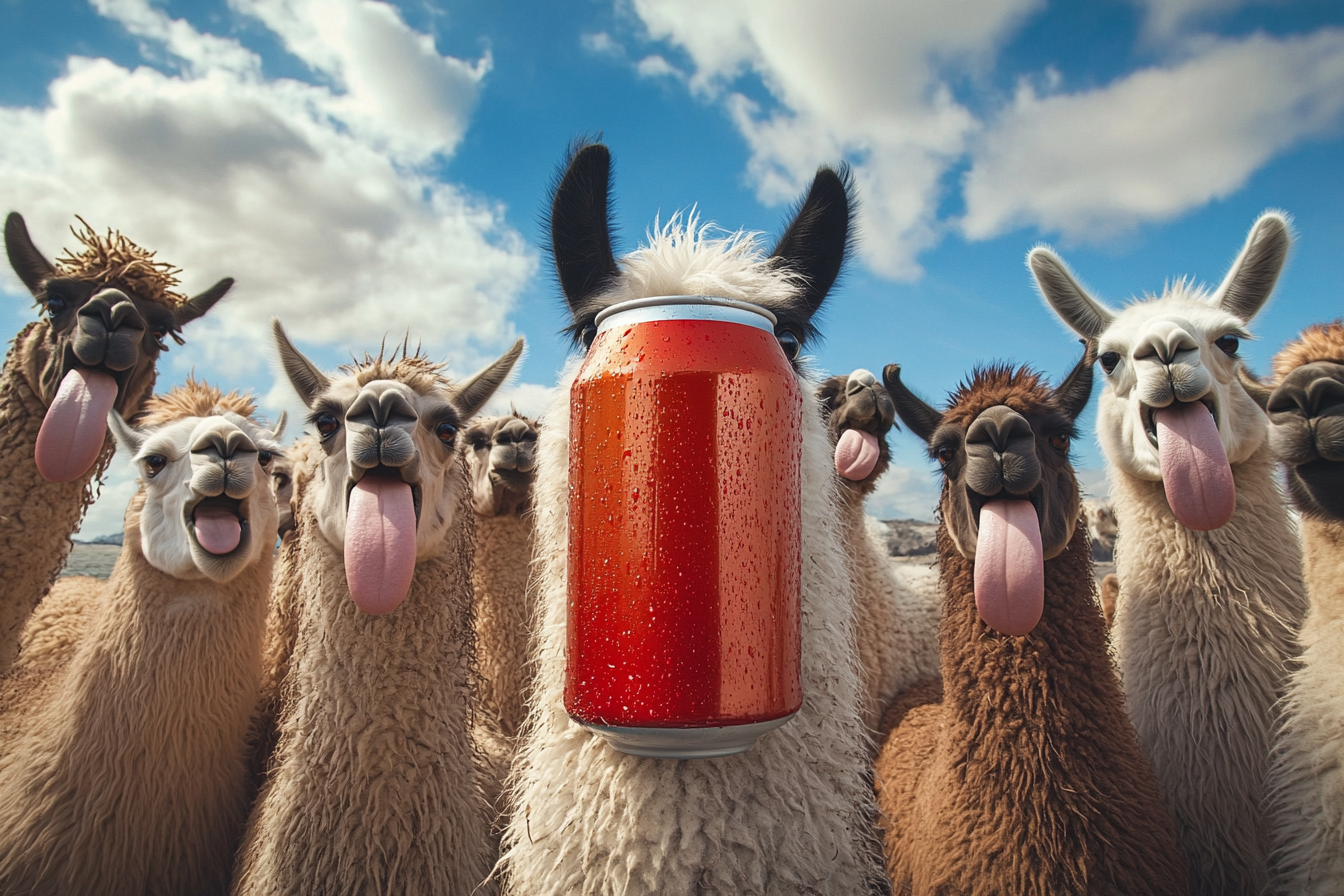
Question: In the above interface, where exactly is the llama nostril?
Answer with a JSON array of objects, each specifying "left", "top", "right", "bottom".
[{"left": 1305, "top": 376, "right": 1344, "bottom": 417}]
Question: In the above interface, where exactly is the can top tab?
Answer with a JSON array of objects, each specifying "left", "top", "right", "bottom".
[{"left": 594, "top": 295, "right": 778, "bottom": 336}]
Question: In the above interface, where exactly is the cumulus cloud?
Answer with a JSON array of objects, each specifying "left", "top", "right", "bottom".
[
  {"left": 620, "top": 0, "right": 1344, "bottom": 273},
  {"left": 0, "top": 0, "right": 535, "bottom": 392},
  {"left": 961, "top": 29, "right": 1344, "bottom": 241}
]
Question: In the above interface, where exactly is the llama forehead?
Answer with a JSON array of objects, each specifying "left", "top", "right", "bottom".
[
  {"left": 1102, "top": 294, "right": 1248, "bottom": 352},
  {"left": 943, "top": 368, "right": 1056, "bottom": 428},
  {"left": 602, "top": 222, "right": 802, "bottom": 312},
  {"left": 1272, "top": 321, "right": 1344, "bottom": 382}
]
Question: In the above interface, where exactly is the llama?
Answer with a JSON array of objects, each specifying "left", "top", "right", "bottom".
[
  {"left": 1029, "top": 211, "right": 1308, "bottom": 895},
  {"left": 1, "top": 213, "right": 231, "bottom": 673},
  {"left": 1250, "top": 321, "right": 1344, "bottom": 895},
  {"left": 0, "top": 379, "right": 282, "bottom": 895},
  {"left": 498, "top": 141, "right": 884, "bottom": 895},
  {"left": 874, "top": 351, "right": 1189, "bottom": 895},
  {"left": 231, "top": 323, "right": 522, "bottom": 895},
  {"left": 1084, "top": 498, "right": 1118, "bottom": 561},
  {"left": 817, "top": 368, "right": 940, "bottom": 735}
]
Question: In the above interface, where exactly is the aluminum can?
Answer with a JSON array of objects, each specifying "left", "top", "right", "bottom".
[{"left": 566, "top": 296, "right": 803, "bottom": 758}]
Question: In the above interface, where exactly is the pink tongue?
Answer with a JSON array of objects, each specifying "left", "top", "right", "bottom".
[
  {"left": 835, "top": 429, "right": 880, "bottom": 481},
  {"left": 35, "top": 369, "right": 118, "bottom": 483},
  {"left": 1156, "top": 403, "right": 1235, "bottom": 531},
  {"left": 193, "top": 507, "right": 242, "bottom": 555},
  {"left": 974, "top": 499, "right": 1045, "bottom": 636},
  {"left": 344, "top": 477, "right": 417, "bottom": 615}
]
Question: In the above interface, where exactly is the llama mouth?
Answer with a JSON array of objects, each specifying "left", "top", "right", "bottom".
[
  {"left": 1142, "top": 398, "right": 1218, "bottom": 448},
  {"left": 968, "top": 487, "right": 1044, "bottom": 533},
  {"left": 347, "top": 466, "right": 423, "bottom": 525},
  {"left": 59, "top": 345, "right": 135, "bottom": 405},
  {"left": 186, "top": 495, "right": 249, "bottom": 558}
]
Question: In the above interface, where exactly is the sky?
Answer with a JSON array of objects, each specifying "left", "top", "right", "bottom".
[{"left": 2, "top": 0, "right": 1342, "bottom": 537}]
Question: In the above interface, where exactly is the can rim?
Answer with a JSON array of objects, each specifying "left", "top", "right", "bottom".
[{"left": 593, "top": 295, "right": 779, "bottom": 327}]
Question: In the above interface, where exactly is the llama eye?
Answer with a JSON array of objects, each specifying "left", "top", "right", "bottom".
[
  {"left": 776, "top": 329, "right": 801, "bottom": 361},
  {"left": 258, "top": 450, "right": 273, "bottom": 467},
  {"left": 143, "top": 455, "right": 167, "bottom": 478},
  {"left": 580, "top": 325, "right": 597, "bottom": 350},
  {"left": 1099, "top": 352, "right": 1121, "bottom": 375},
  {"left": 436, "top": 422, "right": 458, "bottom": 446},
  {"left": 45, "top": 296, "right": 68, "bottom": 318},
  {"left": 273, "top": 472, "right": 290, "bottom": 489},
  {"left": 1215, "top": 334, "right": 1240, "bottom": 356},
  {"left": 935, "top": 446, "right": 955, "bottom": 466},
  {"left": 314, "top": 413, "right": 340, "bottom": 440},
  {"left": 1050, "top": 434, "right": 1070, "bottom": 453}
]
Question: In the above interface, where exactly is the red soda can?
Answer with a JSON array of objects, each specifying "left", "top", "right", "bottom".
[{"left": 566, "top": 296, "right": 803, "bottom": 758}]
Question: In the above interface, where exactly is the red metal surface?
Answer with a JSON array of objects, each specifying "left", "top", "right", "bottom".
[{"left": 566, "top": 312, "right": 803, "bottom": 729}]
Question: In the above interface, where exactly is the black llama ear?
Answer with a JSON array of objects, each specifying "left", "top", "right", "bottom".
[
  {"left": 549, "top": 141, "right": 621, "bottom": 345},
  {"left": 5, "top": 212, "right": 56, "bottom": 297},
  {"left": 882, "top": 363, "right": 942, "bottom": 444},
  {"left": 769, "top": 165, "right": 855, "bottom": 345},
  {"left": 174, "top": 278, "right": 234, "bottom": 330},
  {"left": 1051, "top": 339, "right": 1097, "bottom": 422}
]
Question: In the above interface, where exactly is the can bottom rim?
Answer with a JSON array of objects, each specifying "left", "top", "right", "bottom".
[{"left": 577, "top": 714, "right": 798, "bottom": 759}]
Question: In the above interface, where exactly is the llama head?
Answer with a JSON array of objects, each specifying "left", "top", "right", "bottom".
[
  {"left": 1029, "top": 211, "right": 1290, "bottom": 530},
  {"left": 1247, "top": 321, "right": 1344, "bottom": 520},
  {"left": 464, "top": 412, "right": 538, "bottom": 517},
  {"left": 109, "top": 378, "right": 283, "bottom": 582},
  {"left": 818, "top": 368, "right": 896, "bottom": 495},
  {"left": 5, "top": 213, "right": 232, "bottom": 483},
  {"left": 883, "top": 346, "right": 1093, "bottom": 635},
  {"left": 273, "top": 320, "right": 523, "bottom": 614},
  {"left": 548, "top": 141, "right": 853, "bottom": 368},
  {"left": 271, "top": 451, "right": 298, "bottom": 541}
]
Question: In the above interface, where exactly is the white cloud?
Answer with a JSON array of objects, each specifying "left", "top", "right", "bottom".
[
  {"left": 0, "top": 0, "right": 535, "bottom": 383},
  {"left": 622, "top": 0, "right": 1044, "bottom": 279},
  {"left": 864, "top": 462, "right": 942, "bottom": 522},
  {"left": 582, "top": 31, "right": 624, "bottom": 58},
  {"left": 621, "top": 0, "right": 1344, "bottom": 274},
  {"left": 635, "top": 55, "right": 680, "bottom": 79},
  {"left": 961, "top": 29, "right": 1344, "bottom": 241}
]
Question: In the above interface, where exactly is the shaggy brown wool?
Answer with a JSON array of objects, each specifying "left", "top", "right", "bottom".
[
  {"left": 1271, "top": 320, "right": 1344, "bottom": 381},
  {"left": 874, "top": 522, "right": 1189, "bottom": 896}
]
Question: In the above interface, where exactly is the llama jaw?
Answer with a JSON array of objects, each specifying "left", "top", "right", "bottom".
[{"left": 184, "top": 494, "right": 256, "bottom": 581}]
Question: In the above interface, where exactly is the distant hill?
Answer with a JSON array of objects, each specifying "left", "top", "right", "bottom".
[
  {"left": 876, "top": 518, "right": 937, "bottom": 557},
  {"left": 74, "top": 533, "right": 123, "bottom": 546}
]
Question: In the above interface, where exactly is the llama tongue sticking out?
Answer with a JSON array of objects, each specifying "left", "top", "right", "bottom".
[
  {"left": 34, "top": 368, "right": 118, "bottom": 483},
  {"left": 974, "top": 499, "right": 1045, "bottom": 636},
  {"left": 344, "top": 477, "right": 417, "bottom": 615},
  {"left": 193, "top": 506, "right": 241, "bottom": 555},
  {"left": 1156, "top": 402, "right": 1236, "bottom": 531},
  {"left": 835, "top": 428, "right": 880, "bottom": 480}
]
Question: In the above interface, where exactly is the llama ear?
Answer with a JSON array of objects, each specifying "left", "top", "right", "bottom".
[
  {"left": 174, "top": 278, "right": 233, "bottom": 329},
  {"left": 108, "top": 410, "right": 145, "bottom": 456},
  {"left": 1052, "top": 339, "right": 1097, "bottom": 422},
  {"left": 5, "top": 212, "right": 55, "bottom": 297},
  {"left": 882, "top": 363, "right": 941, "bottom": 443},
  {"left": 770, "top": 165, "right": 854, "bottom": 332},
  {"left": 1028, "top": 247, "right": 1115, "bottom": 340},
  {"left": 1236, "top": 363, "right": 1273, "bottom": 412},
  {"left": 1215, "top": 211, "right": 1290, "bottom": 323},
  {"left": 272, "top": 319, "right": 331, "bottom": 408},
  {"left": 452, "top": 338, "right": 525, "bottom": 420},
  {"left": 269, "top": 410, "right": 288, "bottom": 443},
  {"left": 550, "top": 141, "right": 620, "bottom": 340}
]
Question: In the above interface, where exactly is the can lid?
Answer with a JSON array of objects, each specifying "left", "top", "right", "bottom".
[{"left": 594, "top": 295, "right": 778, "bottom": 335}]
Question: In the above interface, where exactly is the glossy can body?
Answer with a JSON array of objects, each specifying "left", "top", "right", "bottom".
[{"left": 566, "top": 298, "right": 803, "bottom": 757}]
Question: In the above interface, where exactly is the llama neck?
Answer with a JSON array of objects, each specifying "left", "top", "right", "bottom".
[
  {"left": 1299, "top": 516, "right": 1344, "bottom": 646},
  {"left": 935, "top": 521, "right": 1127, "bottom": 746},
  {"left": 237, "top": 501, "right": 494, "bottom": 893},
  {"left": 472, "top": 510, "right": 534, "bottom": 740},
  {"left": 0, "top": 498, "right": 270, "bottom": 894},
  {"left": 0, "top": 324, "right": 113, "bottom": 673}
]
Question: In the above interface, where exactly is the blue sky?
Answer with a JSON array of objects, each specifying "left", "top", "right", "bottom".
[{"left": 2, "top": 0, "right": 1342, "bottom": 536}]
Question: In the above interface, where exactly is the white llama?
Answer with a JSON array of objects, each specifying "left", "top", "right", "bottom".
[
  {"left": 1029, "top": 212, "right": 1308, "bottom": 896},
  {"left": 498, "top": 142, "right": 884, "bottom": 895}
]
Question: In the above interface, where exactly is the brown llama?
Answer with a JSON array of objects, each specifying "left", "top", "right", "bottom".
[
  {"left": 1245, "top": 321, "right": 1344, "bottom": 895},
  {"left": 0, "top": 380, "right": 282, "bottom": 895},
  {"left": 0, "top": 213, "right": 231, "bottom": 674},
  {"left": 231, "top": 323, "right": 522, "bottom": 895},
  {"left": 874, "top": 348, "right": 1189, "bottom": 896}
]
